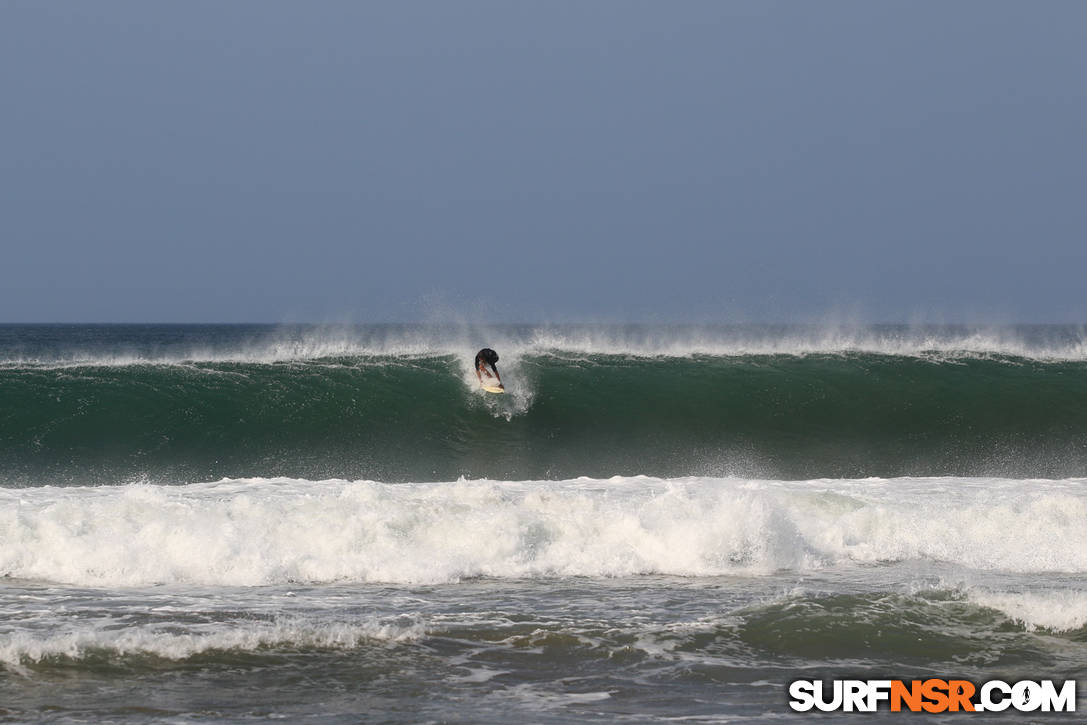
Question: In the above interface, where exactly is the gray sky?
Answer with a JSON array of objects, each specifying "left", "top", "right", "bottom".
[{"left": 3, "top": 1, "right": 1085, "bottom": 323}]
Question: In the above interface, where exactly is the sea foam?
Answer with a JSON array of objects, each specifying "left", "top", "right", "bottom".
[
  {"left": 0, "top": 616, "right": 424, "bottom": 668},
  {"left": 3, "top": 477, "right": 1086, "bottom": 587}
]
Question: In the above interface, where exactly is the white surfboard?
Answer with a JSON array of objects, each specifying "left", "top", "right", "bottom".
[{"left": 481, "top": 383, "right": 505, "bottom": 394}]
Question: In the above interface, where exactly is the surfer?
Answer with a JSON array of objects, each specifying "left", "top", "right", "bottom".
[{"left": 475, "top": 348, "right": 502, "bottom": 387}]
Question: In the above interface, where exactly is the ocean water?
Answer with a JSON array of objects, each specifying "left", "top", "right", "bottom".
[{"left": 2, "top": 323, "right": 1086, "bottom": 723}]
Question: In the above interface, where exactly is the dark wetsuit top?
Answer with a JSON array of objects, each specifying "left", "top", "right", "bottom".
[{"left": 475, "top": 348, "right": 499, "bottom": 373}]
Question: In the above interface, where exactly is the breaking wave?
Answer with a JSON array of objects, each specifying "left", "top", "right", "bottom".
[{"left": 3, "top": 476, "right": 1086, "bottom": 587}]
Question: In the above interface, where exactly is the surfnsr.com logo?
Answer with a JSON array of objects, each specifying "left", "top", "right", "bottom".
[{"left": 788, "top": 679, "right": 1077, "bottom": 713}]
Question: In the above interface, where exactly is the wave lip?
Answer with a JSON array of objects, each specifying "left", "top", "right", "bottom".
[
  {"left": 966, "top": 589, "right": 1087, "bottom": 632},
  {"left": 3, "top": 476, "right": 1086, "bottom": 587},
  {"left": 5, "top": 323, "right": 1087, "bottom": 366}
]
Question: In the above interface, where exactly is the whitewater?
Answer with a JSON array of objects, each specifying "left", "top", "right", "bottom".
[
  {"left": 5, "top": 476, "right": 1087, "bottom": 586},
  {"left": 2, "top": 324, "right": 1086, "bottom": 722}
]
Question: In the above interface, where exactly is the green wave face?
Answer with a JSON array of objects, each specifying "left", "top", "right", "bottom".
[{"left": 5, "top": 351, "right": 1087, "bottom": 486}]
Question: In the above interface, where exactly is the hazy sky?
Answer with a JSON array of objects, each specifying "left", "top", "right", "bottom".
[{"left": 3, "top": 1, "right": 1085, "bottom": 323}]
